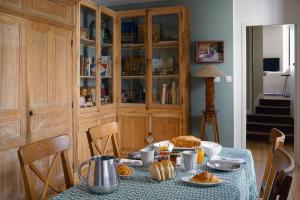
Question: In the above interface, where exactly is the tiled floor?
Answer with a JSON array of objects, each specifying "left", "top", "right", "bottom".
[{"left": 247, "top": 140, "right": 299, "bottom": 200}]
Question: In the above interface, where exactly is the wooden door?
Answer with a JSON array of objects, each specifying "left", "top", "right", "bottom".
[
  {"left": 0, "top": 14, "right": 26, "bottom": 200},
  {"left": 150, "top": 113, "right": 182, "bottom": 142},
  {"left": 118, "top": 113, "right": 148, "bottom": 155},
  {"left": 27, "top": 22, "right": 73, "bottom": 195}
]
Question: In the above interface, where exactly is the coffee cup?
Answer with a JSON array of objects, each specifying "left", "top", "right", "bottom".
[
  {"left": 182, "top": 150, "right": 197, "bottom": 172},
  {"left": 140, "top": 148, "right": 155, "bottom": 167}
]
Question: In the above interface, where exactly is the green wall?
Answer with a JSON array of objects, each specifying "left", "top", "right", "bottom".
[{"left": 111, "top": 0, "right": 234, "bottom": 147}]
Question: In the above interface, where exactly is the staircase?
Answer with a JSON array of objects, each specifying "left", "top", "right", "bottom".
[{"left": 247, "top": 98, "right": 294, "bottom": 143}]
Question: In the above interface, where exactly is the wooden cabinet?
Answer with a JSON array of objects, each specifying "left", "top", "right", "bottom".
[
  {"left": 0, "top": 2, "right": 74, "bottom": 198},
  {"left": 0, "top": 14, "right": 26, "bottom": 200},
  {"left": 116, "top": 6, "right": 190, "bottom": 153}
]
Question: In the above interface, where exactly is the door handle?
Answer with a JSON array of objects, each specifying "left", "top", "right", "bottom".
[{"left": 29, "top": 110, "right": 35, "bottom": 116}]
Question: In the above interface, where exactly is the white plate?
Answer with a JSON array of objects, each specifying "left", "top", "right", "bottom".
[
  {"left": 119, "top": 167, "right": 135, "bottom": 179},
  {"left": 207, "top": 160, "right": 241, "bottom": 171},
  {"left": 181, "top": 176, "right": 224, "bottom": 187}
]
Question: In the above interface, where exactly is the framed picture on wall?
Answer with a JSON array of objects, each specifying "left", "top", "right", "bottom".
[{"left": 195, "top": 41, "right": 224, "bottom": 63}]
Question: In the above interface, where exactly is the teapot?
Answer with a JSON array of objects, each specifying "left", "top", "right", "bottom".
[{"left": 78, "top": 156, "right": 120, "bottom": 194}]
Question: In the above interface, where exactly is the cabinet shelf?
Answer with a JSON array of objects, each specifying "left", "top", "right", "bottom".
[
  {"left": 121, "top": 43, "right": 145, "bottom": 49},
  {"left": 101, "top": 76, "right": 113, "bottom": 79},
  {"left": 80, "top": 76, "right": 96, "bottom": 79},
  {"left": 80, "top": 38, "right": 96, "bottom": 46},
  {"left": 152, "top": 75, "right": 179, "bottom": 79},
  {"left": 102, "top": 42, "right": 112, "bottom": 48},
  {"left": 121, "top": 75, "right": 145, "bottom": 79},
  {"left": 153, "top": 40, "right": 178, "bottom": 48}
]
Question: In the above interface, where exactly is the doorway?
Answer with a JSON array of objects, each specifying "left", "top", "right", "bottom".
[{"left": 245, "top": 24, "right": 296, "bottom": 187}]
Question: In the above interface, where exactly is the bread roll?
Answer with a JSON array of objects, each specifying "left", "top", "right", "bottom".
[
  {"left": 171, "top": 136, "right": 201, "bottom": 148},
  {"left": 148, "top": 161, "right": 176, "bottom": 181},
  {"left": 149, "top": 163, "right": 162, "bottom": 181}
]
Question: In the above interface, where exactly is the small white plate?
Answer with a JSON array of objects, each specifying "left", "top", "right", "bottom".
[
  {"left": 207, "top": 160, "right": 241, "bottom": 171},
  {"left": 119, "top": 167, "right": 135, "bottom": 179},
  {"left": 181, "top": 176, "right": 224, "bottom": 187}
]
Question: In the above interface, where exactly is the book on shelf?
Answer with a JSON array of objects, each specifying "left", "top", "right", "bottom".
[
  {"left": 160, "top": 82, "right": 177, "bottom": 105},
  {"left": 101, "top": 56, "right": 112, "bottom": 77},
  {"left": 161, "top": 84, "right": 167, "bottom": 104},
  {"left": 80, "top": 56, "right": 95, "bottom": 77}
]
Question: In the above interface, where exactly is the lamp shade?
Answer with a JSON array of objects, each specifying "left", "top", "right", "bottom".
[{"left": 194, "top": 65, "right": 225, "bottom": 78}]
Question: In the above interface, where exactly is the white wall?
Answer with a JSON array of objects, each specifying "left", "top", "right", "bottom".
[
  {"left": 263, "top": 26, "right": 284, "bottom": 71},
  {"left": 263, "top": 25, "right": 291, "bottom": 94},
  {"left": 233, "top": 0, "right": 299, "bottom": 163}
]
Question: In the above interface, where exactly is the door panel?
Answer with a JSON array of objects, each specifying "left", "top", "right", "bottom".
[
  {"left": 0, "top": 0, "right": 23, "bottom": 10},
  {"left": 27, "top": 22, "right": 72, "bottom": 196},
  {"left": 26, "top": 0, "right": 71, "bottom": 24},
  {"left": 0, "top": 148, "right": 24, "bottom": 200},
  {"left": 150, "top": 113, "right": 181, "bottom": 142},
  {"left": 27, "top": 23, "right": 72, "bottom": 142},
  {"left": 0, "top": 15, "right": 26, "bottom": 200},
  {"left": 119, "top": 113, "right": 147, "bottom": 154}
]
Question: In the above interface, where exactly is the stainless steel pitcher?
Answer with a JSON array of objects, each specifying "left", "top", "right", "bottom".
[{"left": 78, "top": 156, "right": 120, "bottom": 194}]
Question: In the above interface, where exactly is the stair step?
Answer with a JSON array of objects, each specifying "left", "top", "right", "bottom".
[
  {"left": 247, "top": 131, "right": 294, "bottom": 143},
  {"left": 260, "top": 98, "right": 290, "bottom": 107},
  {"left": 256, "top": 106, "right": 291, "bottom": 115},
  {"left": 247, "top": 122, "right": 294, "bottom": 134},
  {"left": 247, "top": 114, "right": 294, "bottom": 124}
]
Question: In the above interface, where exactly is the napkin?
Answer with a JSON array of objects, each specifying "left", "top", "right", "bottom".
[
  {"left": 118, "top": 159, "right": 143, "bottom": 167},
  {"left": 211, "top": 156, "right": 247, "bottom": 164}
]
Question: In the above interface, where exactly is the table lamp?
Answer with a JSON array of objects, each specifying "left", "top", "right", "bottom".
[{"left": 195, "top": 65, "right": 225, "bottom": 143}]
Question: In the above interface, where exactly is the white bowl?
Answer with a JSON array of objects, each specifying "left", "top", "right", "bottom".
[
  {"left": 201, "top": 141, "right": 222, "bottom": 157},
  {"left": 153, "top": 140, "right": 174, "bottom": 152}
]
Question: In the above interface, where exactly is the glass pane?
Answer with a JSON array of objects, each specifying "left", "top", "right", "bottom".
[
  {"left": 152, "top": 14, "right": 179, "bottom": 42},
  {"left": 80, "top": 6, "right": 96, "bottom": 108},
  {"left": 152, "top": 14, "right": 180, "bottom": 105},
  {"left": 121, "top": 79, "right": 145, "bottom": 103},
  {"left": 121, "top": 16, "right": 146, "bottom": 104},
  {"left": 100, "top": 13, "right": 114, "bottom": 105}
]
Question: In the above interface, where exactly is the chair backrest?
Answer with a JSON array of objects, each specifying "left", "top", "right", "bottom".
[
  {"left": 260, "top": 128, "right": 285, "bottom": 197},
  {"left": 263, "top": 148, "right": 295, "bottom": 200},
  {"left": 18, "top": 134, "right": 74, "bottom": 200},
  {"left": 87, "top": 122, "right": 120, "bottom": 158}
]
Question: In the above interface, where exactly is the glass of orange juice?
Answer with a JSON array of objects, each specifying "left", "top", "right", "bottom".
[{"left": 197, "top": 148, "right": 204, "bottom": 164}]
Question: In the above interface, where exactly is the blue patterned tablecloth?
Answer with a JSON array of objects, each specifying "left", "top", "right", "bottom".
[{"left": 53, "top": 148, "right": 258, "bottom": 200}]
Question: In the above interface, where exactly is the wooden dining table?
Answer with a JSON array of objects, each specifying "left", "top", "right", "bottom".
[{"left": 53, "top": 147, "right": 258, "bottom": 200}]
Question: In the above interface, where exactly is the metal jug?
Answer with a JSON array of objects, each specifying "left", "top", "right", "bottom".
[{"left": 78, "top": 156, "right": 120, "bottom": 194}]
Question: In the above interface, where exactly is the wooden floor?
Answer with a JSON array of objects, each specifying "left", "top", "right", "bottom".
[{"left": 247, "top": 140, "right": 300, "bottom": 200}]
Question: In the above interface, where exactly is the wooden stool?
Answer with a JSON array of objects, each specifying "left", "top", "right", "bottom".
[{"left": 200, "top": 111, "right": 219, "bottom": 143}]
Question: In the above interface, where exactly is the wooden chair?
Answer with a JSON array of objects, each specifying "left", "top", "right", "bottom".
[
  {"left": 87, "top": 122, "right": 121, "bottom": 158},
  {"left": 263, "top": 148, "right": 295, "bottom": 200},
  {"left": 18, "top": 134, "right": 74, "bottom": 200},
  {"left": 260, "top": 128, "right": 285, "bottom": 197}
]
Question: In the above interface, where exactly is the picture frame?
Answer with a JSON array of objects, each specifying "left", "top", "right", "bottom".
[{"left": 195, "top": 41, "right": 224, "bottom": 63}]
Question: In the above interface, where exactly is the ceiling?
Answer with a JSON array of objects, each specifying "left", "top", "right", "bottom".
[{"left": 95, "top": 0, "right": 166, "bottom": 6}]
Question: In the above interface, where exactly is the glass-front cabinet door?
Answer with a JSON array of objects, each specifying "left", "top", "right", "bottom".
[
  {"left": 149, "top": 10, "right": 181, "bottom": 107},
  {"left": 80, "top": 5, "right": 97, "bottom": 109},
  {"left": 100, "top": 8, "right": 114, "bottom": 105},
  {"left": 120, "top": 13, "right": 146, "bottom": 105}
]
